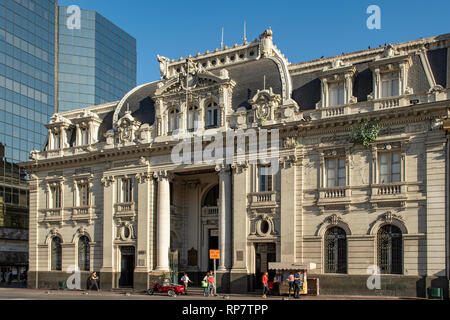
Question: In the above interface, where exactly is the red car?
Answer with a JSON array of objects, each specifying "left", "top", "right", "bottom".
[{"left": 147, "top": 282, "right": 185, "bottom": 297}]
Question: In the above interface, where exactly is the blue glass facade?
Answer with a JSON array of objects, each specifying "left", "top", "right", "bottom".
[
  {"left": 0, "top": 0, "right": 55, "bottom": 164},
  {"left": 57, "top": 6, "right": 136, "bottom": 112}
]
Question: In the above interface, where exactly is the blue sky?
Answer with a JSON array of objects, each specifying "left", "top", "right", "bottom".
[{"left": 59, "top": 0, "right": 450, "bottom": 86}]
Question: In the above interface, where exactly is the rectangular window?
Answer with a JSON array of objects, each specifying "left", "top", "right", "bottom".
[
  {"left": 329, "top": 82, "right": 344, "bottom": 107},
  {"left": 120, "top": 178, "right": 132, "bottom": 203},
  {"left": 378, "top": 152, "right": 401, "bottom": 184},
  {"left": 50, "top": 185, "right": 61, "bottom": 208},
  {"left": 78, "top": 183, "right": 89, "bottom": 206},
  {"left": 381, "top": 72, "right": 399, "bottom": 98},
  {"left": 258, "top": 165, "right": 273, "bottom": 192},
  {"left": 53, "top": 133, "right": 60, "bottom": 149},
  {"left": 80, "top": 128, "right": 89, "bottom": 145},
  {"left": 326, "top": 158, "right": 346, "bottom": 187}
]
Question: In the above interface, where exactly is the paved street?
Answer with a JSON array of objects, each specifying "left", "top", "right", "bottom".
[{"left": 0, "top": 287, "right": 422, "bottom": 300}]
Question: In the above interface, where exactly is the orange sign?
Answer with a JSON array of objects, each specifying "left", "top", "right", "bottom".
[{"left": 209, "top": 249, "right": 220, "bottom": 260}]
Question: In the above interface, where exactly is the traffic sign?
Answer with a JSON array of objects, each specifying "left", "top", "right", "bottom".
[{"left": 209, "top": 249, "right": 220, "bottom": 260}]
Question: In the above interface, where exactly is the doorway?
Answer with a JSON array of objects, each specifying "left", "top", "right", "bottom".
[
  {"left": 119, "top": 246, "right": 135, "bottom": 288},
  {"left": 254, "top": 243, "right": 276, "bottom": 289},
  {"left": 208, "top": 229, "right": 219, "bottom": 271}
]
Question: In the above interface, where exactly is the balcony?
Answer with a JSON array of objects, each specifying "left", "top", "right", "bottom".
[
  {"left": 317, "top": 187, "right": 350, "bottom": 206},
  {"left": 114, "top": 202, "right": 136, "bottom": 218},
  {"left": 371, "top": 183, "right": 407, "bottom": 203},
  {"left": 71, "top": 206, "right": 93, "bottom": 222},
  {"left": 39, "top": 208, "right": 62, "bottom": 223},
  {"left": 248, "top": 191, "right": 278, "bottom": 209},
  {"left": 201, "top": 206, "right": 219, "bottom": 216}
]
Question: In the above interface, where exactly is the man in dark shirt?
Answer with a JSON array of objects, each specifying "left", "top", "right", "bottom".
[{"left": 293, "top": 271, "right": 301, "bottom": 298}]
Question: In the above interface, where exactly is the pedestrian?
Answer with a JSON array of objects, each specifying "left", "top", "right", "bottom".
[
  {"left": 262, "top": 272, "right": 269, "bottom": 298},
  {"left": 88, "top": 271, "right": 99, "bottom": 291},
  {"left": 7, "top": 270, "right": 12, "bottom": 285},
  {"left": 287, "top": 272, "right": 295, "bottom": 297},
  {"left": 201, "top": 273, "right": 209, "bottom": 296},
  {"left": 293, "top": 270, "right": 302, "bottom": 298},
  {"left": 207, "top": 271, "right": 215, "bottom": 296},
  {"left": 180, "top": 272, "right": 192, "bottom": 295}
]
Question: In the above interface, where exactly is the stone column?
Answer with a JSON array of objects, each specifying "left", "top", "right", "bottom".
[
  {"left": 230, "top": 162, "right": 249, "bottom": 293},
  {"left": 216, "top": 164, "right": 231, "bottom": 271},
  {"left": 100, "top": 176, "right": 115, "bottom": 289},
  {"left": 280, "top": 156, "right": 297, "bottom": 263},
  {"left": 134, "top": 171, "right": 153, "bottom": 290},
  {"left": 154, "top": 171, "right": 171, "bottom": 272}
]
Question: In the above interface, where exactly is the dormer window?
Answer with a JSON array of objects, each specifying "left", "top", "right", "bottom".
[
  {"left": 168, "top": 107, "right": 180, "bottom": 133},
  {"left": 80, "top": 127, "right": 89, "bottom": 145},
  {"left": 187, "top": 105, "right": 199, "bottom": 131},
  {"left": 318, "top": 60, "right": 357, "bottom": 109},
  {"left": 53, "top": 132, "right": 60, "bottom": 150},
  {"left": 328, "top": 81, "right": 345, "bottom": 107},
  {"left": 206, "top": 102, "right": 219, "bottom": 128},
  {"left": 369, "top": 45, "right": 412, "bottom": 100},
  {"left": 381, "top": 72, "right": 399, "bottom": 98}
]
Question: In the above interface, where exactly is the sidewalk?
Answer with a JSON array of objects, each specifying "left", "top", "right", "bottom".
[{"left": 0, "top": 286, "right": 425, "bottom": 300}]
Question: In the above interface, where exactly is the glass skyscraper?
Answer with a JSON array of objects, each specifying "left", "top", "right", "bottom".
[
  {"left": 57, "top": 6, "right": 136, "bottom": 112},
  {"left": 0, "top": 0, "right": 136, "bottom": 275}
]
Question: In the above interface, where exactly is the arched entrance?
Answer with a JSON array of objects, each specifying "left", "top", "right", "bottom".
[{"left": 201, "top": 184, "right": 219, "bottom": 271}]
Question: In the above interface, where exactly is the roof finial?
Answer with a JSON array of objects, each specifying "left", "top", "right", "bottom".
[
  {"left": 243, "top": 21, "right": 247, "bottom": 44},
  {"left": 221, "top": 27, "right": 224, "bottom": 50}
]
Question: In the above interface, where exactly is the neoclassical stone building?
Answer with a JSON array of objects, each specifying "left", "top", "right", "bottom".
[{"left": 21, "top": 29, "right": 450, "bottom": 297}]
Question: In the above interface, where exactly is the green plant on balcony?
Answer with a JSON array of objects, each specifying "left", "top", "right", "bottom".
[{"left": 350, "top": 119, "right": 381, "bottom": 148}]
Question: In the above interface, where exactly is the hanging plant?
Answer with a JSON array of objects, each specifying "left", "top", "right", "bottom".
[{"left": 350, "top": 119, "right": 381, "bottom": 148}]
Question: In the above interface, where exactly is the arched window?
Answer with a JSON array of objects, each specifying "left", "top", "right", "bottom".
[
  {"left": 187, "top": 105, "right": 199, "bottom": 131},
  {"left": 51, "top": 236, "right": 62, "bottom": 271},
  {"left": 377, "top": 224, "right": 402, "bottom": 274},
  {"left": 324, "top": 227, "right": 347, "bottom": 273},
  {"left": 205, "top": 102, "right": 219, "bottom": 128},
  {"left": 78, "top": 236, "right": 90, "bottom": 271},
  {"left": 168, "top": 107, "right": 180, "bottom": 133}
]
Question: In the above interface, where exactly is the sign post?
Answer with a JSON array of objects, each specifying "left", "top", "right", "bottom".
[{"left": 209, "top": 249, "right": 220, "bottom": 296}]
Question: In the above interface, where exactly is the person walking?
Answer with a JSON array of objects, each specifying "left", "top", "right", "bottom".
[
  {"left": 181, "top": 272, "right": 193, "bottom": 295},
  {"left": 88, "top": 271, "right": 99, "bottom": 291},
  {"left": 293, "top": 270, "right": 302, "bottom": 298},
  {"left": 207, "top": 271, "right": 215, "bottom": 296},
  {"left": 202, "top": 272, "right": 209, "bottom": 296},
  {"left": 262, "top": 272, "right": 269, "bottom": 299},
  {"left": 7, "top": 270, "right": 12, "bottom": 285},
  {"left": 287, "top": 272, "right": 295, "bottom": 297}
]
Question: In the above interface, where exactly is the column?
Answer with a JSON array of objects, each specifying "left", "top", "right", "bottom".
[
  {"left": 134, "top": 171, "right": 153, "bottom": 290},
  {"left": 154, "top": 171, "right": 171, "bottom": 271},
  {"left": 216, "top": 164, "right": 231, "bottom": 271},
  {"left": 280, "top": 157, "right": 297, "bottom": 263},
  {"left": 100, "top": 176, "right": 115, "bottom": 289},
  {"left": 230, "top": 162, "right": 249, "bottom": 293}
]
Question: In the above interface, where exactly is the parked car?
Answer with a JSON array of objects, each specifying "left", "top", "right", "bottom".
[{"left": 147, "top": 280, "right": 185, "bottom": 297}]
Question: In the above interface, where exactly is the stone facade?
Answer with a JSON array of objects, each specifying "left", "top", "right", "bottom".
[{"left": 21, "top": 30, "right": 450, "bottom": 297}]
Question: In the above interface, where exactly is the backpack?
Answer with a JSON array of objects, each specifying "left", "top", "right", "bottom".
[{"left": 201, "top": 280, "right": 208, "bottom": 288}]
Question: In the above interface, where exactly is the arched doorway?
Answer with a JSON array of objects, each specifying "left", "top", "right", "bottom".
[
  {"left": 377, "top": 224, "right": 403, "bottom": 274},
  {"left": 201, "top": 184, "right": 219, "bottom": 271},
  {"left": 324, "top": 227, "right": 347, "bottom": 274}
]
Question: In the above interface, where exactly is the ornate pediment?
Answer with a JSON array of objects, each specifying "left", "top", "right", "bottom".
[
  {"left": 155, "top": 58, "right": 230, "bottom": 97},
  {"left": 114, "top": 111, "right": 141, "bottom": 144},
  {"left": 249, "top": 88, "right": 281, "bottom": 122}
]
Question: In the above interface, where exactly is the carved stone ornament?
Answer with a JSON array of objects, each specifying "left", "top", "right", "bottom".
[
  {"left": 116, "top": 111, "right": 141, "bottom": 143},
  {"left": 327, "top": 213, "right": 343, "bottom": 226},
  {"left": 101, "top": 176, "right": 114, "bottom": 187},
  {"left": 383, "top": 211, "right": 403, "bottom": 224},
  {"left": 249, "top": 88, "right": 281, "bottom": 122}
]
